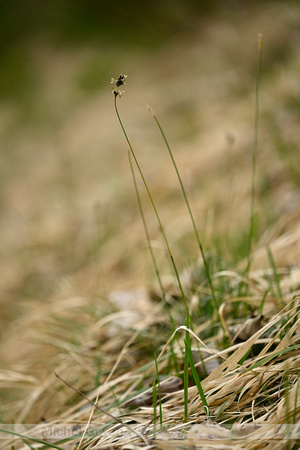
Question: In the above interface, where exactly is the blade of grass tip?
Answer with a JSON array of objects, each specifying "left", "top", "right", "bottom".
[
  {"left": 147, "top": 103, "right": 219, "bottom": 317},
  {"left": 246, "top": 33, "right": 263, "bottom": 278},
  {"left": 154, "top": 352, "right": 163, "bottom": 431},
  {"left": 113, "top": 92, "right": 188, "bottom": 314},
  {"left": 54, "top": 372, "right": 149, "bottom": 445}
]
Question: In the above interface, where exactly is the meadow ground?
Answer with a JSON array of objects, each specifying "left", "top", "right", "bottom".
[{"left": 0, "top": 2, "right": 299, "bottom": 449}]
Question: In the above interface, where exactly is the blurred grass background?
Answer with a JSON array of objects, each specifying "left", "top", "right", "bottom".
[
  {"left": 0, "top": 0, "right": 223, "bottom": 102},
  {"left": 0, "top": 0, "right": 300, "bottom": 354}
]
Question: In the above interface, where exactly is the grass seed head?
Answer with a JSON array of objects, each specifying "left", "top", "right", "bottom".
[{"left": 111, "top": 74, "right": 127, "bottom": 98}]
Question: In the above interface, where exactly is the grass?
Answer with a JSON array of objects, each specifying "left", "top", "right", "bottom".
[
  {"left": 147, "top": 103, "right": 218, "bottom": 314},
  {"left": 113, "top": 77, "right": 215, "bottom": 423},
  {"left": 246, "top": 33, "right": 263, "bottom": 278},
  {"left": 1, "top": 4, "right": 300, "bottom": 449},
  {"left": 35, "top": 63, "right": 299, "bottom": 447}
]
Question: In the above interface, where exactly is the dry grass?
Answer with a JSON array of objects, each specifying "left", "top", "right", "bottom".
[
  {"left": 0, "top": 2, "right": 300, "bottom": 449},
  {"left": 1, "top": 255, "right": 299, "bottom": 448}
]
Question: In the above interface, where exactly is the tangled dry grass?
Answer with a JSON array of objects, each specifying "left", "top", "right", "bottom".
[
  {"left": 0, "top": 2, "right": 300, "bottom": 449},
  {"left": 1, "top": 231, "right": 299, "bottom": 449}
]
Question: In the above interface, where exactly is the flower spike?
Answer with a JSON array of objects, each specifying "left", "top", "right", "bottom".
[
  {"left": 111, "top": 74, "right": 127, "bottom": 88},
  {"left": 111, "top": 74, "right": 127, "bottom": 98},
  {"left": 111, "top": 89, "right": 125, "bottom": 98}
]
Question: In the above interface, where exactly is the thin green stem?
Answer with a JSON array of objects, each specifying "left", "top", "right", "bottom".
[
  {"left": 55, "top": 372, "right": 149, "bottom": 445},
  {"left": 183, "top": 330, "right": 190, "bottom": 420},
  {"left": 185, "top": 338, "right": 210, "bottom": 417},
  {"left": 148, "top": 105, "right": 219, "bottom": 315},
  {"left": 115, "top": 95, "right": 192, "bottom": 415},
  {"left": 128, "top": 149, "right": 166, "bottom": 300},
  {"left": 0, "top": 428, "right": 64, "bottom": 450},
  {"left": 128, "top": 148, "right": 178, "bottom": 334},
  {"left": 246, "top": 34, "right": 263, "bottom": 275},
  {"left": 114, "top": 96, "right": 188, "bottom": 313},
  {"left": 267, "top": 245, "right": 283, "bottom": 301},
  {"left": 154, "top": 352, "right": 163, "bottom": 430},
  {"left": 152, "top": 379, "right": 157, "bottom": 438}
]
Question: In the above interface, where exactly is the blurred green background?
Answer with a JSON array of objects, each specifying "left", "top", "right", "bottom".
[
  {"left": 2, "top": 0, "right": 290, "bottom": 102},
  {"left": 0, "top": 0, "right": 214, "bottom": 100}
]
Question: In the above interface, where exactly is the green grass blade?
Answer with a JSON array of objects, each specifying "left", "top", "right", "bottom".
[
  {"left": 183, "top": 331, "right": 190, "bottom": 420},
  {"left": 154, "top": 352, "right": 163, "bottom": 431},
  {"left": 148, "top": 104, "right": 219, "bottom": 315},
  {"left": 114, "top": 94, "right": 189, "bottom": 314},
  {"left": 266, "top": 245, "right": 283, "bottom": 300},
  {"left": 246, "top": 34, "right": 263, "bottom": 275},
  {"left": 185, "top": 342, "right": 210, "bottom": 417},
  {"left": 127, "top": 149, "right": 166, "bottom": 301},
  {"left": 152, "top": 379, "right": 157, "bottom": 438},
  {"left": 246, "top": 344, "right": 300, "bottom": 371},
  {"left": 0, "top": 428, "right": 65, "bottom": 450},
  {"left": 258, "top": 289, "right": 270, "bottom": 315}
]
